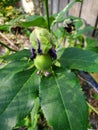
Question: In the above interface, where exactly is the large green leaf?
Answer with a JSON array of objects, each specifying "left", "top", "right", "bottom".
[
  {"left": 21, "top": 15, "right": 47, "bottom": 28},
  {"left": 0, "top": 60, "right": 39, "bottom": 130},
  {"left": 0, "top": 60, "right": 33, "bottom": 74},
  {"left": 40, "top": 69, "right": 88, "bottom": 130},
  {"left": 4, "top": 49, "right": 31, "bottom": 61},
  {"left": 58, "top": 47, "right": 98, "bottom": 72}
]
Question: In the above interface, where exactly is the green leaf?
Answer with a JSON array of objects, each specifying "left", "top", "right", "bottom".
[
  {"left": 0, "top": 60, "right": 32, "bottom": 75},
  {"left": 4, "top": 49, "right": 31, "bottom": 61},
  {"left": 0, "top": 24, "right": 10, "bottom": 31},
  {"left": 49, "top": 14, "right": 58, "bottom": 26},
  {"left": 40, "top": 68, "right": 88, "bottom": 130},
  {"left": 30, "top": 97, "right": 40, "bottom": 129},
  {"left": 0, "top": 61, "right": 39, "bottom": 130},
  {"left": 85, "top": 37, "right": 98, "bottom": 53},
  {"left": 58, "top": 47, "right": 98, "bottom": 72},
  {"left": 21, "top": 15, "right": 47, "bottom": 28},
  {"left": 75, "top": 26, "right": 94, "bottom": 36},
  {"left": 76, "top": 0, "right": 83, "bottom": 2},
  {"left": 54, "top": 27, "right": 65, "bottom": 39}
]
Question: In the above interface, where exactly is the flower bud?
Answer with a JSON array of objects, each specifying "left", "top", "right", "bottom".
[{"left": 30, "top": 27, "right": 53, "bottom": 54}]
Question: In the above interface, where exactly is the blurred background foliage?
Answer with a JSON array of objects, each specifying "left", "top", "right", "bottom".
[{"left": 0, "top": 0, "right": 20, "bottom": 6}]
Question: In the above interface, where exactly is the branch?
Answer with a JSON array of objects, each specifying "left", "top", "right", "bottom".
[
  {"left": 0, "top": 32, "right": 13, "bottom": 46},
  {"left": 0, "top": 41, "right": 17, "bottom": 52},
  {"left": 0, "top": 32, "right": 17, "bottom": 52}
]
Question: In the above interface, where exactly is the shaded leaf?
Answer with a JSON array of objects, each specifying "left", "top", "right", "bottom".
[
  {"left": 75, "top": 26, "right": 94, "bottom": 36},
  {"left": 40, "top": 68, "right": 88, "bottom": 130},
  {"left": 85, "top": 37, "right": 98, "bottom": 53},
  {"left": 54, "top": 27, "right": 65, "bottom": 39},
  {"left": 49, "top": 14, "right": 58, "bottom": 26},
  {"left": 58, "top": 47, "right": 98, "bottom": 72},
  {"left": 0, "top": 60, "right": 32, "bottom": 75},
  {"left": 21, "top": 15, "right": 47, "bottom": 28},
  {"left": 0, "top": 61, "right": 39, "bottom": 130},
  {"left": 4, "top": 49, "right": 31, "bottom": 61}
]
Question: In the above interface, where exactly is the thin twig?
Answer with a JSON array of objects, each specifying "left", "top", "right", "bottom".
[
  {"left": 0, "top": 31, "right": 17, "bottom": 52},
  {"left": 0, "top": 41, "right": 17, "bottom": 52},
  {"left": 0, "top": 32, "right": 13, "bottom": 46},
  {"left": 87, "top": 102, "right": 98, "bottom": 115}
]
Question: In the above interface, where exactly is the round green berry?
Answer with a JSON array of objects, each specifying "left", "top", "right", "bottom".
[{"left": 34, "top": 54, "right": 52, "bottom": 71}]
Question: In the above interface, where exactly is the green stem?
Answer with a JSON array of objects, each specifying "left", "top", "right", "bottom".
[
  {"left": 44, "top": 0, "right": 50, "bottom": 32},
  {"left": 0, "top": 42, "right": 17, "bottom": 52}
]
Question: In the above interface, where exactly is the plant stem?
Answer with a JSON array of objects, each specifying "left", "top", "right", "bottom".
[
  {"left": 44, "top": 0, "right": 50, "bottom": 32},
  {"left": 0, "top": 42, "right": 17, "bottom": 52}
]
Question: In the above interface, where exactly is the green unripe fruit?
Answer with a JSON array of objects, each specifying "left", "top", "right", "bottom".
[{"left": 34, "top": 54, "right": 52, "bottom": 71}]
